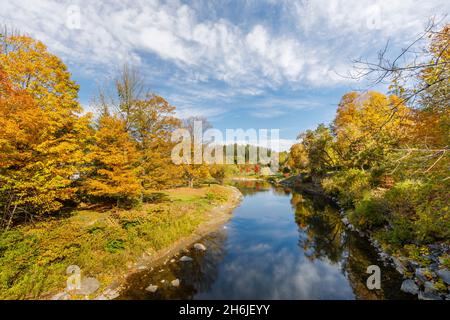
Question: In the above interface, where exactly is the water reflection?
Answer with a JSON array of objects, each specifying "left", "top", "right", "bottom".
[{"left": 119, "top": 182, "right": 412, "bottom": 300}]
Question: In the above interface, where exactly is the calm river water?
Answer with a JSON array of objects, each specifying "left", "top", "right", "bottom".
[{"left": 119, "top": 181, "right": 413, "bottom": 300}]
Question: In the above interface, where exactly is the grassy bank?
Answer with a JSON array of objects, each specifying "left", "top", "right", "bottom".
[{"left": 0, "top": 185, "right": 236, "bottom": 300}]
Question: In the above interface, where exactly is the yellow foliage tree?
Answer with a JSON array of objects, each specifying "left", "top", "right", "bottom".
[
  {"left": 83, "top": 112, "right": 142, "bottom": 206},
  {"left": 287, "top": 143, "right": 309, "bottom": 173},
  {"left": 0, "top": 35, "right": 92, "bottom": 227},
  {"left": 131, "top": 96, "right": 182, "bottom": 190},
  {"left": 333, "top": 91, "right": 412, "bottom": 170}
]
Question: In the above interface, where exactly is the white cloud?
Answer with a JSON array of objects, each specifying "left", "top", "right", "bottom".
[{"left": 0, "top": 0, "right": 447, "bottom": 97}]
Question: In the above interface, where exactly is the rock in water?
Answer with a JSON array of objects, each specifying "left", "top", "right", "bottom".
[
  {"left": 400, "top": 279, "right": 419, "bottom": 295},
  {"left": 418, "top": 290, "right": 442, "bottom": 300},
  {"left": 391, "top": 257, "right": 407, "bottom": 274},
  {"left": 145, "top": 285, "right": 158, "bottom": 293},
  {"left": 436, "top": 269, "right": 450, "bottom": 285},
  {"left": 171, "top": 279, "right": 180, "bottom": 287},
  {"left": 51, "top": 292, "right": 70, "bottom": 300},
  {"left": 194, "top": 243, "right": 207, "bottom": 251},
  {"left": 415, "top": 268, "right": 429, "bottom": 283},
  {"left": 75, "top": 277, "right": 100, "bottom": 295},
  {"left": 180, "top": 256, "right": 193, "bottom": 262}
]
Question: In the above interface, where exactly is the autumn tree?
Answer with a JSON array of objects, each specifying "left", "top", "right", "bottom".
[
  {"left": 351, "top": 22, "right": 449, "bottom": 177},
  {"left": 411, "top": 25, "right": 449, "bottom": 156},
  {"left": 209, "top": 164, "right": 226, "bottom": 184},
  {"left": 132, "top": 96, "right": 182, "bottom": 190},
  {"left": 93, "top": 65, "right": 182, "bottom": 192},
  {"left": 83, "top": 111, "right": 142, "bottom": 206},
  {"left": 299, "top": 124, "right": 338, "bottom": 175},
  {"left": 287, "top": 143, "right": 309, "bottom": 173},
  {"left": 332, "top": 91, "right": 412, "bottom": 170},
  {"left": 0, "top": 35, "right": 92, "bottom": 227},
  {"left": 177, "top": 116, "right": 211, "bottom": 187}
]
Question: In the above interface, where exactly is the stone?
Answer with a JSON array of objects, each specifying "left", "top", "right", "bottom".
[
  {"left": 415, "top": 268, "right": 429, "bottom": 283},
  {"left": 194, "top": 243, "right": 207, "bottom": 251},
  {"left": 180, "top": 256, "right": 193, "bottom": 262},
  {"left": 170, "top": 259, "right": 175, "bottom": 263},
  {"left": 407, "top": 260, "right": 420, "bottom": 271},
  {"left": 171, "top": 279, "right": 180, "bottom": 287},
  {"left": 145, "top": 285, "right": 158, "bottom": 293},
  {"left": 436, "top": 269, "right": 450, "bottom": 285},
  {"left": 105, "top": 290, "right": 120, "bottom": 300},
  {"left": 418, "top": 290, "right": 442, "bottom": 300},
  {"left": 379, "top": 252, "right": 389, "bottom": 261},
  {"left": 74, "top": 277, "right": 100, "bottom": 295},
  {"left": 95, "top": 289, "right": 120, "bottom": 300},
  {"left": 51, "top": 292, "right": 70, "bottom": 300},
  {"left": 424, "top": 281, "right": 439, "bottom": 295},
  {"left": 400, "top": 279, "right": 419, "bottom": 295},
  {"left": 392, "top": 257, "right": 407, "bottom": 275},
  {"left": 429, "top": 263, "right": 439, "bottom": 271},
  {"left": 341, "top": 217, "right": 349, "bottom": 226}
]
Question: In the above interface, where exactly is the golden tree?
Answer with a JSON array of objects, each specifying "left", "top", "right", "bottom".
[
  {"left": 83, "top": 111, "right": 142, "bottom": 206},
  {"left": 0, "top": 35, "right": 92, "bottom": 227},
  {"left": 333, "top": 91, "right": 412, "bottom": 170}
]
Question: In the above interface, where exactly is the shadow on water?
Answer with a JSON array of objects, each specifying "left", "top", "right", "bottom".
[{"left": 119, "top": 181, "right": 414, "bottom": 300}]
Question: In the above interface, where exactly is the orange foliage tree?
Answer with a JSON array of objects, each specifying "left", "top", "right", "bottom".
[
  {"left": 0, "top": 35, "right": 92, "bottom": 227},
  {"left": 83, "top": 111, "right": 142, "bottom": 206}
]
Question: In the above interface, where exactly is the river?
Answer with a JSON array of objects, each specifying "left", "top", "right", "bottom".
[{"left": 119, "top": 181, "right": 413, "bottom": 300}]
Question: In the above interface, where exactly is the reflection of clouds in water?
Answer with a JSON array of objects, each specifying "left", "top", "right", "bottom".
[
  {"left": 122, "top": 182, "right": 406, "bottom": 300},
  {"left": 195, "top": 188, "right": 356, "bottom": 299},
  {"left": 196, "top": 244, "right": 354, "bottom": 299},
  {"left": 246, "top": 243, "right": 272, "bottom": 253}
]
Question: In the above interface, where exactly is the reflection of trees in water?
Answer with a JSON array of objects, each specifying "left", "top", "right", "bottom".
[
  {"left": 292, "top": 193, "right": 346, "bottom": 263},
  {"left": 343, "top": 235, "right": 414, "bottom": 300},
  {"left": 272, "top": 186, "right": 291, "bottom": 196},
  {"left": 177, "top": 230, "right": 228, "bottom": 298},
  {"left": 229, "top": 181, "right": 272, "bottom": 196},
  {"left": 291, "top": 191, "right": 411, "bottom": 300},
  {"left": 119, "top": 229, "right": 228, "bottom": 300}
]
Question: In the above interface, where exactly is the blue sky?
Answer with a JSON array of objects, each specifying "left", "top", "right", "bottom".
[{"left": 1, "top": 0, "right": 448, "bottom": 150}]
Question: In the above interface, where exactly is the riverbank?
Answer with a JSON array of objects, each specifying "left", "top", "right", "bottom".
[
  {"left": 0, "top": 185, "right": 242, "bottom": 300},
  {"left": 275, "top": 174, "right": 450, "bottom": 300}
]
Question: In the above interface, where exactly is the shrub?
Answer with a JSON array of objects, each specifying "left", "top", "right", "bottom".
[
  {"left": 413, "top": 182, "right": 450, "bottom": 243},
  {"left": 143, "top": 192, "right": 169, "bottom": 204},
  {"left": 105, "top": 239, "right": 125, "bottom": 253},
  {"left": 322, "top": 169, "right": 371, "bottom": 207},
  {"left": 384, "top": 180, "right": 424, "bottom": 218},
  {"left": 349, "top": 192, "right": 389, "bottom": 231},
  {"left": 205, "top": 191, "right": 227, "bottom": 203},
  {"left": 383, "top": 216, "right": 414, "bottom": 246},
  {"left": 385, "top": 180, "right": 449, "bottom": 244}
]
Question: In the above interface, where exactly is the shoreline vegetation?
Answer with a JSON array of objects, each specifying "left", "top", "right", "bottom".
[
  {"left": 273, "top": 173, "right": 449, "bottom": 300},
  {"left": 275, "top": 24, "right": 450, "bottom": 300},
  {"left": 0, "top": 184, "right": 241, "bottom": 300}
]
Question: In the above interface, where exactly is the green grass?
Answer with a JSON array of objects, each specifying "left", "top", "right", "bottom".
[{"left": 0, "top": 185, "right": 234, "bottom": 300}]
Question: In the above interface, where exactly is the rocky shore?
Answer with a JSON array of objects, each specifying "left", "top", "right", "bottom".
[
  {"left": 340, "top": 211, "right": 450, "bottom": 300},
  {"left": 276, "top": 175, "right": 450, "bottom": 300}
]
